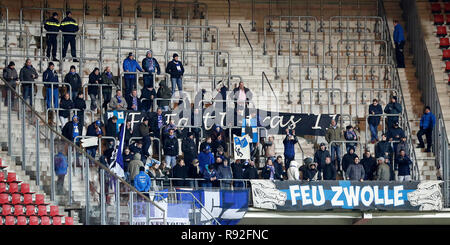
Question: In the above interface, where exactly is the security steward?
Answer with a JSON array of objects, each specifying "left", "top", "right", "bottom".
[
  {"left": 44, "top": 12, "right": 60, "bottom": 61},
  {"left": 60, "top": 11, "right": 79, "bottom": 62}
]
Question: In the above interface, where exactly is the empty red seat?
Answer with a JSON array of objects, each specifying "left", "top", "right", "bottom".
[
  {"left": 440, "top": 38, "right": 450, "bottom": 48},
  {"left": 20, "top": 183, "right": 34, "bottom": 194},
  {"left": 0, "top": 172, "right": 5, "bottom": 183},
  {"left": 6, "top": 173, "right": 21, "bottom": 183},
  {"left": 443, "top": 49, "right": 450, "bottom": 60},
  {"left": 29, "top": 216, "right": 39, "bottom": 225},
  {"left": 446, "top": 15, "right": 450, "bottom": 24},
  {"left": 23, "top": 194, "right": 33, "bottom": 205},
  {"left": 49, "top": 206, "right": 63, "bottom": 217},
  {"left": 35, "top": 194, "right": 49, "bottom": 205},
  {"left": 37, "top": 205, "right": 47, "bottom": 216},
  {"left": 11, "top": 194, "right": 21, "bottom": 205},
  {"left": 8, "top": 183, "right": 19, "bottom": 193},
  {"left": 4, "top": 216, "right": 15, "bottom": 225},
  {"left": 13, "top": 205, "right": 24, "bottom": 216},
  {"left": 438, "top": 26, "right": 448, "bottom": 36},
  {"left": 0, "top": 193, "right": 9, "bottom": 204},
  {"left": 40, "top": 216, "right": 51, "bottom": 225},
  {"left": 432, "top": 3, "right": 442, "bottom": 13},
  {"left": 52, "top": 216, "right": 62, "bottom": 225},
  {"left": 65, "top": 216, "right": 74, "bottom": 225},
  {"left": 16, "top": 216, "right": 26, "bottom": 225},
  {"left": 26, "top": 205, "right": 36, "bottom": 216},
  {"left": 446, "top": 61, "right": 450, "bottom": 72},
  {"left": 2, "top": 204, "right": 12, "bottom": 216},
  {"left": 0, "top": 183, "right": 6, "bottom": 193},
  {"left": 445, "top": 3, "right": 450, "bottom": 13},
  {"left": 435, "top": 14, "right": 444, "bottom": 25}
]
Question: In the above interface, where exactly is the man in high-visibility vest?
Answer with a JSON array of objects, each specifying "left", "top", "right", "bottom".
[
  {"left": 60, "top": 11, "right": 79, "bottom": 62},
  {"left": 44, "top": 12, "right": 60, "bottom": 61}
]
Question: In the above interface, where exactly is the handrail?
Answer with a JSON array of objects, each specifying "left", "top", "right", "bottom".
[
  {"left": 261, "top": 71, "right": 278, "bottom": 111},
  {"left": 378, "top": 0, "right": 420, "bottom": 181},
  {"left": 0, "top": 76, "right": 166, "bottom": 222},
  {"left": 237, "top": 23, "right": 254, "bottom": 75}
]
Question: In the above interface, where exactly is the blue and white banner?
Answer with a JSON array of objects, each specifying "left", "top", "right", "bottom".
[
  {"left": 233, "top": 135, "right": 251, "bottom": 160},
  {"left": 131, "top": 189, "right": 249, "bottom": 225},
  {"left": 108, "top": 115, "right": 126, "bottom": 178},
  {"left": 251, "top": 180, "right": 443, "bottom": 211}
]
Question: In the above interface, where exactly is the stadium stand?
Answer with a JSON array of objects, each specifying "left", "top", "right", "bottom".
[{"left": 0, "top": 0, "right": 448, "bottom": 225}]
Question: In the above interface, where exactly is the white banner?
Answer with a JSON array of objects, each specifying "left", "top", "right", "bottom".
[
  {"left": 80, "top": 137, "right": 98, "bottom": 148},
  {"left": 233, "top": 134, "right": 251, "bottom": 160}
]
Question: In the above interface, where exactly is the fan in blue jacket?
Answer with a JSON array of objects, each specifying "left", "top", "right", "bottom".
[
  {"left": 198, "top": 145, "right": 215, "bottom": 172},
  {"left": 283, "top": 129, "right": 298, "bottom": 169},
  {"left": 134, "top": 166, "right": 151, "bottom": 192},
  {"left": 123, "top": 52, "right": 143, "bottom": 95},
  {"left": 417, "top": 106, "right": 436, "bottom": 152},
  {"left": 43, "top": 62, "right": 59, "bottom": 109}
]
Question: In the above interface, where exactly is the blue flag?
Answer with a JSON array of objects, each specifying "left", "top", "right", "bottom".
[{"left": 109, "top": 114, "right": 126, "bottom": 178}]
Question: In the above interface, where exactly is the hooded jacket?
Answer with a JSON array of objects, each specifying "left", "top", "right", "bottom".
[
  {"left": 129, "top": 153, "right": 144, "bottom": 181},
  {"left": 302, "top": 163, "right": 318, "bottom": 181},
  {"left": 346, "top": 163, "right": 365, "bottom": 181},
  {"left": 134, "top": 170, "right": 151, "bottom": 192},
  {"left": 156, "top": 81, "right": 172, "bottom": 107},
  {"left": 342, "top": 148, "right": 358, "bottom": 173},
  {"left": 182, "top": 136, "right": 198, "bottom": 164},
  {"left": 287, "top": 161, "right": 300, "bottom": 180},
  {"left": 198, "top": 150, "right": 215, "bottom": 171},
  {"left": 361, "top": 155, "right": 377, "bottom": 180}
]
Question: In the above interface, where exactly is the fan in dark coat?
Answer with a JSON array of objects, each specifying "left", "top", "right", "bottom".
[
  {"left": 361, "top": 151, "right": 377, "bottom": 180},
  {"left": 171, "top": 159, "right": 189, "bottom": 187}
]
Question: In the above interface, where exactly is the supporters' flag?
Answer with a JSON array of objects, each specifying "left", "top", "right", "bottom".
[{"left": 109, "top": 114, "right": 126, "bottom": 178}]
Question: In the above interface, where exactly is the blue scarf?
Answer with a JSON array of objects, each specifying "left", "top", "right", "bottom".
[
  {"left": 157, "top": 115, "right": 163, "bottom": 129},
  {"left": 132, "top": 96, "right": 138, "bottom": 111},
  {"left": 73, "top": 122, "right": 79, "bottom": 140},
  {"left": 117, "top": 96, "right": 122, "bottom": 103},
  {"left": 148, "top": 58, "right": 154, "bottom": 73},
  {"left": 107, "top": 72, "right": 112, "bottom": 79}
]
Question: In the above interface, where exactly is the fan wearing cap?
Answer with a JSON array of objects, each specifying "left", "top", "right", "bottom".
[
  {"left": 375, "top": 157, "right": 390, "bottom": 181},
  {"left": 384, "top": 95, "right": 402, "bottom": 130},
  {"left": 64, "top": 65, "right": 81, "bottom": 99},
  {"left": 3, "top": 61, "right": 18, "bottom": 107},
  {"left": 165, "top": 53, "right": 185, "bottom": 97},
  {"left": 60, "top": 11, "right": 79, "bottom": 62},
  {"left": 43, "top": 62, "right": 59, "bottom": 109},
  {"left": 62, "top": 114, "right": 82, "bottom": 142},
  {"left": 44, "top": 12, "right": 60, "bottom": 61},
  {"left": 123, "top": 52, "right": 143, "bottom": 96},
  {"left": 142, "top": 50, "right": 161, "bottom": 89}
]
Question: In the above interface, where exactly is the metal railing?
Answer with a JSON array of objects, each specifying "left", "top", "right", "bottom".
[
  {"left": 275, "top": 39, "right": 326, "bottom": 79},
  {"left": 300, "top": 88, "right": 343, "bottom": 115},
  {"left": 0, "top": 76, "right": 166, "bottom": 225},
  {"left": 238, "top": 23, "right": 254, "bottom": 75},
  {"left": 400, "top": 0, "right": 449, "bottom": 187},
  {"left": 150, "top": 24, "right": 219, "bottom": 51},
  {"left": 261, "top": 71, "right": 278, "bottom": 111},
  {"left": 263, "top": 15, "right": 318, "bottom": 55},
  {"left": 287, "top": 63, "right": 334, "bottom": 104},
  {"left": 355, "top": 88, "right": 398, "bottom": 118}
]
